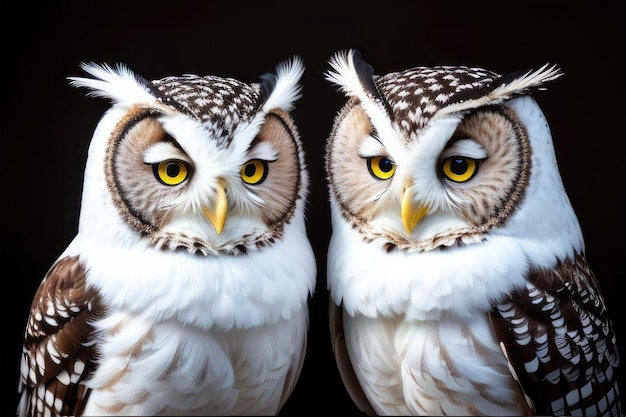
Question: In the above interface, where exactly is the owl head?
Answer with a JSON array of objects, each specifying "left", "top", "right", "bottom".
[
  {"left": 325, "top": 49, "right": 583, "bottom": 262},
  {"left": 69, "top": 57, "right": 308, "bottom": 256}
]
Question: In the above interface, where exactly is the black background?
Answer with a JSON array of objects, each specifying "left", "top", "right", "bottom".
[{"left": 2, "top": 1, "right": 624, "bottom": 415}]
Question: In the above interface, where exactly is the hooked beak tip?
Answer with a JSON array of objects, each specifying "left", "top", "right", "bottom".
[
  {"left": 202, "top": 180, "right": 228, "bottom": 235},
  {"left": 401, "top": 205, "right": 428, "bottom": 235},
  {"left": 401, "top": 184, "right": 428, "bottom": 235}
]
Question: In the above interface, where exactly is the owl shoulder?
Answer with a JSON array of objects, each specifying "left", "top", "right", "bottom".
[
  {"left": 489, "top": 254, "right": 621, "bottom": 415},
  {"left": 19, "top": 255, "right": 105, "bottom": 416}
]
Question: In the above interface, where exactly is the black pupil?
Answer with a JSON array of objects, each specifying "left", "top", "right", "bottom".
[
  {"left": 166, "top": 163, "right": 180, "bottom": 177},
  {"left": 244, "top": 163, "right": 256, "bottom": 177},
  {"left": 450, "top": 158, "right": 468, "bottom": 175},
  {"left": 379, "top": 157, "right": 393, "bottom": 173}
]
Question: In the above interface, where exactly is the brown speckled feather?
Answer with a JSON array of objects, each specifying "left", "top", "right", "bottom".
[
  {"left": 490, "top": 254, "right": 621, "bottom": 417},
  {"left": 18, "top": 256, "right": 104, "bottom": 417},
  {"left": 329, "top": 297, "right": 377, "bottom": 416}
]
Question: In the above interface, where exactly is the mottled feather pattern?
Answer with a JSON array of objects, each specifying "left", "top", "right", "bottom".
[
  {"left": 491, "top": 254, "right": 621, "bottom": 416},
  {"left": 19, "top": 256, "right": 103, "bottom": 417},
  {"left": 374, "top": 65, "right": 497, "bottom": 135},
  {"left": 151, "top": 75, "right": 261, "bottom": 146}
]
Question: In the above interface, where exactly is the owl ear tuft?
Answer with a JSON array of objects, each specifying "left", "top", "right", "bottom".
[
  {"left": 68, "top": 62, "right": 159, "bottom": 106},
  {"left": 325, "top": 49, "right": 393, "bottom": 118},
  {"left": 441, "top": 64, "right": 563, "bottom": 117},
  {"left": 325, "top": 49, "right": 375, "bottom": 100},
  {"left": 258, "top": 56, "right": 304, "bottom": 113},
  {"left": 348, "top": 49, "right": 379, "bottom": 100},
  {"left": 492, "top": 63, "right": 562, "bottom": 96}
]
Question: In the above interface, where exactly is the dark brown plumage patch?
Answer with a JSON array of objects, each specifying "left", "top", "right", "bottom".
[
  {"left": 383, "top": 242, "right": 397, "bottom": 253},
  {"left": 490, "top": 254, "right": 622, "bottom": 417},
  {"left": 19, "top": 256, "right": 105, "bottom": 417}
]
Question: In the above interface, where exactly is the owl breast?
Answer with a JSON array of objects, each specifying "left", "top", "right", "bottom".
[
  {"left": 74, "top": 219, "right": 314, "bottom": 415},
  {"left": 82, "top": 307, "right": 308, "bottom": 415},
  {"left": 342, "top": 312, "right": 530, "bottom": 415}
]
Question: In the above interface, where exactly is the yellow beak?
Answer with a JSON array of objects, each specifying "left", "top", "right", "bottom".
[
  {"left": 202, "top": 178, "right": 228, "bottom": 235},
  {"left": 401, "top": 184, "right": 428, "bottom": 235}
]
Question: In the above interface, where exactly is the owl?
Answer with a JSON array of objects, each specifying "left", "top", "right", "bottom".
[
  {"left": 17, "top": 57, "right": 316, "bottom": 416},
  {"left": 324, "top": 49, "right": 622, "bottom": 416}
]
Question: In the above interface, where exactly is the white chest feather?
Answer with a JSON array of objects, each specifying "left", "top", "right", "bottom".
[
  {"left": 83, "top": 308, "right": 308, "bottom": 415},
  {"left": 342, "top": 312, "right": 528, "bottom": 415}
]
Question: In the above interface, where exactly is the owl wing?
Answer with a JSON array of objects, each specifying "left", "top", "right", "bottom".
[
  {"left": 18, "top": 255, "right": 104, "bottom": 417},
  {"left": 489, "top": 254, "right": 622, "bottom": 417},
  {"left": 329, "top": 297, "right": 377, "bottom": 416}
]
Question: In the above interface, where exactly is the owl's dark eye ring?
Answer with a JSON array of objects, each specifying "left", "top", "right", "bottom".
[
  {"left": 241, "top": 159, "right": 268, "bottom": 185},
  {"left": 153, "top": 160, "right": 190, "bottom": 186},
  {"left": 367, "top": 156, "right": 396, "bottom": 180},
  {"left": 441, "top": 156, "right": 479, "bottom": 183}
]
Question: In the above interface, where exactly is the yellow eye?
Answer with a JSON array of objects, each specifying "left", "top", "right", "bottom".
[
  {"left": 153, "top": 160, "right": 189, "bottom": 186},
  {"left": 442, "top": 157, "right": 478, "bottom": 182},
  {"left": 367, "top": 156, "right": 396, "bottom": 180},
  {"left": 241, "top": 159, "right": 268, "bottom": 185}
]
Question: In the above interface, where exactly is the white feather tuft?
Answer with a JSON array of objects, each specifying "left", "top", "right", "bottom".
[
  {"left": 440, "top": 64, "right": 563, "bottom": 118},
  {"left": 261, "top": 56, "right": 304, "bottom": 112},
  {"left": 325, "top": 49, "right": 403, "bottom": 156},
  {"left": 67, "top": 62, "right": 157, "bottom": 106},
  {"left": 492, "top": 63, "right": 562, "bottom": 96},
  {"left": 325, "top": 49, "right": 369, "bottom": 101}
]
